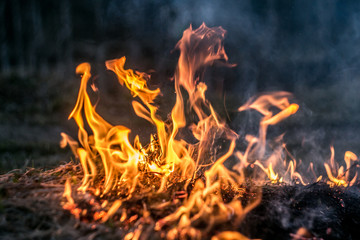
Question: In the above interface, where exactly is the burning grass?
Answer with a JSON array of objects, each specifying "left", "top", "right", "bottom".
[
  {"left": 58, "top": 23, "right": 359, "bottom": 239},
  {"left": 0, "top": 162, "right": 250, "bottom": 239}
]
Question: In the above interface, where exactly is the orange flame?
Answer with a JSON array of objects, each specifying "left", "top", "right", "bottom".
[
  {"left": 61, "top": 24, "right": 258, "bottom": 236},
  {"left": 235, "top": 92, "right": 300, "bottom": 184},
  {"left": 324, "top": 147, "right": 358, "bottom": 187}
]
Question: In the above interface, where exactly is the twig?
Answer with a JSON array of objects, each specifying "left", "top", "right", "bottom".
[{"left": 339, "top": 160, "right": 359, "bottom": 178}]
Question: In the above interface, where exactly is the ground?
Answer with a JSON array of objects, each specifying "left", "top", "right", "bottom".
[{"left": 1, "top": 163, "right": 360, "bottom": 240}]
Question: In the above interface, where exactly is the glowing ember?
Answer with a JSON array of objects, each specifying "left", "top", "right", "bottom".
[{"left": 60, "top": 23, "right": 359, "bottom": 238}]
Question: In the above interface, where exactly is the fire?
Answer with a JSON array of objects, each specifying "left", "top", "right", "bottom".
[
  {"left": 63, "top": 178, "right": 74, "bottom": 205},
  {"left": 235, "top": 92, "right": 301, "bottom": 184},
  {"left": 324, "top": 147, "right": 358, "bottom": 187},
  {"left": 62, "top": 178, "right": 81, "bottom": 219},
  {"left": 60, "top": 23, "right": 358, "bottom": 238}
]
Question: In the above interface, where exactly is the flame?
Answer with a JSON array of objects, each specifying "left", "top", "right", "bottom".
[
  {"left": 324, "top": 147, "right": 358, "bottom": 187},
  {"left": 62, "top": 178, "right": 81, "bottom": 219},
  {"left": 61, "top": 24, "right": 241, "bottom": 196},
  {"left": 63, "top": 178, "right": 74, "bottom": 205},
  {"left": 235, "top": 92, "right": 300, "bottom": 184},
  {"left": 212, "top": 231, "right": 252, "bottom": 240},
  {"left": 61, "top": 24, "right": 260, "bottom": 237},
  {"left": 60, "top": 23, "right": 358, "bottom": 238}
]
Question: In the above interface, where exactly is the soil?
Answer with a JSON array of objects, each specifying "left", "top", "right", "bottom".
[{"left": 1, "top": 163, "right": 360, "bottom": 240}]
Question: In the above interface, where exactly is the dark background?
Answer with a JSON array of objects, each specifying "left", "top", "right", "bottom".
[{"left": 1, "top": 0, "right": 360, "bottom": 173}]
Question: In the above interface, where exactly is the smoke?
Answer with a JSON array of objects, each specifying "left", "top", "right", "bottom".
[{"left": 1, "top": 0, "right": 360, "bottom": 170}]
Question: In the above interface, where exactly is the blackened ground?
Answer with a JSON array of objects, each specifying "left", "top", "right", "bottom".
[
  {"left": 239, "top": 183, "right": 360, "bottom": 240},
  {"left": 1, "top": 165, "right": 360, "bottom": 240}
]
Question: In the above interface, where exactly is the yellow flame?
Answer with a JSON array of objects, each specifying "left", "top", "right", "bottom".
[
  {"left": 63, "top": 178, "right": 74, "bottom": 205},
  {"left": 324, "top": 148, "right": 358, "bottom": 187}
]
